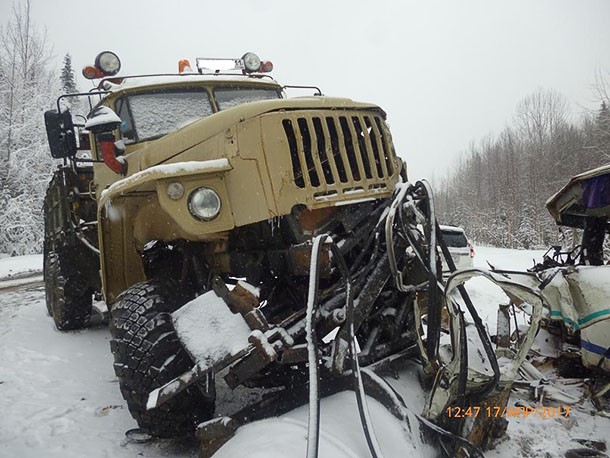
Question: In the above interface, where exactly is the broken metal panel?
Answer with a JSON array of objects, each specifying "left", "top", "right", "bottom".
[
  {"left": 491, "top": 265, "right": 610, "bottom": 373},
  {"left": 581, "top": 324, "right": 610, "bottom": 371},
  {"left": 546, "top": 163, "right": 610, "bottom": 227},
  {"left": 553, "top": 266, "right": 610, "bottom": 330},
  {"left": 419, "top": 267, "right": 549, "bottom": 455},
  {"left": 537, "top": 266, "right": 610, "bottom": 371},
  {"left": 145, "top": 179, "right": 547, "bottom": 456}
]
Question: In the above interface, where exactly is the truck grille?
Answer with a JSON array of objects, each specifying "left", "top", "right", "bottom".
[{"left": 281, "top": 114, "right": 395, "bottom": 190}]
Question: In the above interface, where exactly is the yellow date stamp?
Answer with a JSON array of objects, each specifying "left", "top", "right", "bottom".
[{"left": 446, "top": 405, "right": 571, "bottom": 419}]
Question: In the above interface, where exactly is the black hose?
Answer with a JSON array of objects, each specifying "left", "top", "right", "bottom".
[
  {"left": 418, "top": 181, "right": 442, "bottom": 362},
  {"left": 395, "top": 181, "right": 442, "bottom": 360}
]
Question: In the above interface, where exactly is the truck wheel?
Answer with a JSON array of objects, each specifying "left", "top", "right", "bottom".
[
  {"left": 44, "top": 246, "right": 93, "bottom": 330},
  {"left": 109, "top": 280, "right": 214, "bottom": 437}
]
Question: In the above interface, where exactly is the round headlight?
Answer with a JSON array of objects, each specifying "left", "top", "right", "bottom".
[
  {"left": 95, "top": 51, "right": 121, "bottom": 76},
  {"left": 242, "top": 52, "right": 261, "bottom": 73},
  {"left": 188, "top": 187, "right": 221, "bottom": 221}
]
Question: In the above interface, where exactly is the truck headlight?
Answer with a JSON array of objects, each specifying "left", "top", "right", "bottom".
[
  {"left": 242, "top": 52, "right": 261, "bottom": 73},
  {"left": 188, "top": 187, "right": 221, "bottom": 221},
  {"left": 95, "top": 51, "right": 121, "bottom": 76}
]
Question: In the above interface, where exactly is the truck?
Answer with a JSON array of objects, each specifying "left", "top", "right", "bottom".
[{"left": 43, "top": 52, "right": 534, "bottom": 456}]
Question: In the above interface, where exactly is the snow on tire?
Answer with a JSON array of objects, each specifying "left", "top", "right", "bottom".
[{"left": 109, "top": 280, "right": 214, "bottom": 438}]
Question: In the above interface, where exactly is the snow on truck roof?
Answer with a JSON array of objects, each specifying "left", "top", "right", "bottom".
[{"left": 98, "top": 73, "right": 281, "bottom": 93}]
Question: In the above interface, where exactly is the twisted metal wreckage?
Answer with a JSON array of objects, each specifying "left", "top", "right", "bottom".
[{"left": 142, "top": 176, "right": 608, "bottom": 458}]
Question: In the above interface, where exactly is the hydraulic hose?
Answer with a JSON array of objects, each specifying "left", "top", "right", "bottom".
[
  {"left": 98, "top": 133, "right": 125, "bottom": 175},
  {"left": 305, "top": 235, "right": 385, "bottom": 458}
]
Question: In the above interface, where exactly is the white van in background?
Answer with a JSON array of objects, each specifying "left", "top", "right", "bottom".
[{"left": 439, "top": 225, "right": 475, "bottom": 272}]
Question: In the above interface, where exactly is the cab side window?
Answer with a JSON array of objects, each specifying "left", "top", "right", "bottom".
[{"left": 115, "top": 96, "right": 136, "bottom": 144}]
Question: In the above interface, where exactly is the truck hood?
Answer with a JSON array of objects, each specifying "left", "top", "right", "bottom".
[{"left": 126, "top": 96, "right": 386, "bottom": 173}]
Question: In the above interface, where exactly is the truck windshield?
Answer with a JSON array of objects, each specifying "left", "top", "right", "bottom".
[
  {"left": 114, "top": 86, "right": 281, "bottom": 144},
  {"left": 214, "top": 88, "right": 280, "bottom": 110},
  {"left": 116, "top": 88, "right": 213, "bottom": 144}
]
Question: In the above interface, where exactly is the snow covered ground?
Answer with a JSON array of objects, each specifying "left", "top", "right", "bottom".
[
  {"left": 0, "top": 254, "right": 42, "bottom": 288},
  {"left": 0, "top": 247, "right": 608, "bottom": 458}
]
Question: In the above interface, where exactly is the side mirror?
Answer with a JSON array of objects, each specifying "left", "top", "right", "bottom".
[
  {"left": 44, "top": 110, "right": 77, "bottom": 158},
  {"left": 85, "top": 106, "right": 126, "bottom": 175},
  {"left": 84, "top": 106, "right": 122, "bottom": 134}
]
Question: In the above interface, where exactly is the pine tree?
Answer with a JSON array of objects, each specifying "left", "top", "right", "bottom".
[
  {"left": 59, "top": 52, "right": 79, "bottom": 113},
  {"left": 60, "top": 53, "right": 77, "bottom": 94}
]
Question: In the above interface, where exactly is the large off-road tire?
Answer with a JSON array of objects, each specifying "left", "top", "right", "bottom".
[
  {"left": 44, "top": 246, "right": 93, "bottom": 330},
  {"left": 43, "top": 166, "right": 98, "bottom": 330},
  {"left": 109, "top": 280, "right": 214, "bottom": 437}
]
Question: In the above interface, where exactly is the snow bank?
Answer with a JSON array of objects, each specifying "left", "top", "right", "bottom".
[
  {"left": 0, "top": 254, "right": 43, "bottom": 281},
  {"left": 473, "top": 246, "right": 546, "bottom": 271},
  {"left": 214, "top": 391, "right": 435, "bottom": 458}
]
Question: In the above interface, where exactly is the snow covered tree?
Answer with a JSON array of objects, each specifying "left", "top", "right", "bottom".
[
  {"left": 436, "top": 88, "right": 604, "bottom": 250},
  {"left": 514, "top": 203, "right": 538, "bottom": 249},
  {"left": 0, "top": 0, "right": 60, "bottom": 255},
  {"left": 60, "top": 53, "right": 77, "bottom": 94}
]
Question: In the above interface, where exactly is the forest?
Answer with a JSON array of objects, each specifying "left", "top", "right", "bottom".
[
  {"left": 0, "top": 1, "right": 609, "bottom": 256},
  {"left": 0, "top": 0, "right": 83, "bottom": 256},
  {"left": 435, "top": 87, "right": 610, "bottom": 249},
  {"left": 0, "top": 1, "right": 65, "bottom": 255}
]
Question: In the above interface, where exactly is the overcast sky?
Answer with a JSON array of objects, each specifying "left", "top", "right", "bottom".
[{"left": 3, "top": 0, "right": 609, "bottom": 181}]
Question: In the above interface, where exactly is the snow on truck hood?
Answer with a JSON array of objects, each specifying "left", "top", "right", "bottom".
[
  {"left": 125, "top": 96, "right": 386, "bottom": 172},
  {"left": 99, "top": 158, "right": 231, "bottom": 202}
]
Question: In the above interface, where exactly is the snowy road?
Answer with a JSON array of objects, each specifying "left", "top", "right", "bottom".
[
  {"left": 0, "top": 248, "right": 609, "bottom": 457},
  {"left": 0, "top": 280, "right": 198, "bottom": 458}
]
